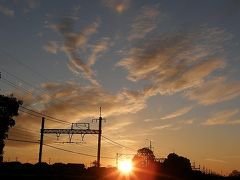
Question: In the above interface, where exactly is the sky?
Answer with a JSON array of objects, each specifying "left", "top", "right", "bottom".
[{"left": 0, "top": 0, "right": 240, "bottom": 175}]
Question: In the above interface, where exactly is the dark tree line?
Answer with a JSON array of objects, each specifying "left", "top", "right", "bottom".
[
  {"left": 162, "top": 153, "right": 192, "bottom": 177},
  {"left": 131, "top": 147, "right": 229, "bottom": 180},
  {"left": 0, "top": 94, "right": 22, "bottom": 162}
]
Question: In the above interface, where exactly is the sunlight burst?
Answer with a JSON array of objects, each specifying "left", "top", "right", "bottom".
[{"left": 118, "top": 159, "right": 133, "bottom": 174}]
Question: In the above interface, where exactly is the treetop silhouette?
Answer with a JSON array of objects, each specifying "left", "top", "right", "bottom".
[{"left": 0, "top": 94, "right": 22, "bottom": 162}]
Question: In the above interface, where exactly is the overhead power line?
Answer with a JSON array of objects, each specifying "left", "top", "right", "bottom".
[
  {"left": 102, "top": 135, "right": 136, "bottom": 152},
  {"left": 44, "top": 144, "right": 115, "bottom": 159},
  {"left": 19, "top": 109, "right": 43, "bottom": 119},
  {"left": 0, "top": 76, "right": 70, "bottom": 125},
  {"left": 44, "top": 144, "right": 97, "bottom": 158},
  {"left": 1, "top": 74, "right": 78, "bottom": 126},
  {"left": 6, "top": 138, "right": 115, "bottom": 159},
  {"left": 20, "top": 106, "right": 71, "bottom": 125},
  {"left": 1, "top": 77, "right": 33, "bottom": 95},
  {"left": 0, "top": 48, "right": 49, "bottom": 81},
  {"left": 0, "top": 66, "right": 38, "bottom": 90},
  {"left": 7, "top": 138, "right": 38, "bottom": 144},
  {"left": 1, "top": 58, "right": 84, "bottom": 117}
]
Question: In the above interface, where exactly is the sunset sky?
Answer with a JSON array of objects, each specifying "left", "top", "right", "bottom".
[{"left": 0, "top": 0, "right": 240, "bottom": 175}]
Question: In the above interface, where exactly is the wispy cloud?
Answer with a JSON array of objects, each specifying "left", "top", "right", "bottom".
[
  {"left": 161, "top": 106, "right": 193, "bottom": 120},
  {"left": 10, "top": 80, "right": 151, "bottom": 146},
  {"left": 143, "top": 119, "right": 153, "bottom": 122},
  {"left": 106, "top": 121, "right": 133, "bottom": 131},
  {"left": 128, "top": 5, "right": 161, "bottom": 40},
  {"left": 185, "top": 77, "right": 240, "bottom": 105},
  {"left": 49, "top": 18, "right": 100, "bottom": 86},
  {"left": 178, "top": 119, "right": 194, "bottom": 125},
  {"left": 102, "top": 0, "right": 131, "bottom": 13},
  {"left": 87, "top": 38, "right": 109, "bottom": 67},
  {"left": 38, "top": 81, "right": 150, "bottom": 121},
  {"left": 203, "top": 109, "right": 239, "bottom": 125},
  {"left": 0, "top": 4, "right": 14, "bottom": 17},
  {"left": 43, "top": 41, "right": 59, "bottom": 54},
  {"left": 117, "top": 26, "right": 228, "bottom": 95},
  {"left": 205, "top": 158, "right": 227, "bottom": 164},
  {"left": 152, "top": 124, "right": 172, "bottom": 130}
]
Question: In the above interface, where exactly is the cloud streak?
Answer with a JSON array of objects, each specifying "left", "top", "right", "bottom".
[
  {"left": 161, "top": 106, "right": 193, "bottom": 120},
  {"left": 39, "top": 81, "right": 149, "bottom": 121},
  {"left": 102, "top": 0, "right": 131, "bottom": 13},
  {"left": 106, "top": 121, "right": 133, "bottom": 131},
  {"left": 205, "top": 158, "right": 227, "bottom": 164},
  {"left": 43, "top": 41, "right": 59, "bottom": 54},
  {"left": 185, "top": 77, "right": 240, "bottom": 105},
  {"left": 87, "top": 38, "right": 109, "bottom": 67},
  {"left": 128, "top": 5, "right": 161, "bottom": 40},
  {"left": 49, "top": 18, "right": 101, "bottom": 86},
  {"left": 118, "top": 26, "right": 227, "bottom": 95},
  {"left": 152, "top": 124, "right": 172, "bottom": 130},
  {"left": 203, "top": 109, "right": 240, "bottom": 125}
]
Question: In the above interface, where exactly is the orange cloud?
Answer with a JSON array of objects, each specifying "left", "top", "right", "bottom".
[
  {"left": 102, "top": 0, "right": 130, "bottom": 13},
  {"left": 152, "top": 124, "right": 172, "bottom": 130},
  {"left": 161, "top": 106, "right": 193, "bottom": 120},
  {"left": 39, "top": 82, "right": 149, "bottom": 122},
  {"left": 87, "top": 38, "right": 109, "bottom": 67},
  {"left": 203, "top": 109, "right": 239, "bottom": 125},
  {"left": 185, "top": 77, "right": 240, "bottom": 105}
]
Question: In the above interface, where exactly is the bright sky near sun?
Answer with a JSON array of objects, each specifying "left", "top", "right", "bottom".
[{"left": 0, "top": 0, "right": 240, "bottom": 175}]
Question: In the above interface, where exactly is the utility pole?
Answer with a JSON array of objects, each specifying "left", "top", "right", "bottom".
[
  {"left": 92, "top": 107, "right": 105, "bottom": 168},
  {"left": 40, "top": 108, "right": 104, "bottom": 167},
  {"left": 97, "top": 107, "right": 103, "bottom": 168},
  {"left": 38, "top": 117, "right": 45, "bottom": 163}
]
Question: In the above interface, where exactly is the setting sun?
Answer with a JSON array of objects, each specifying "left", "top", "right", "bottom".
[{"left": 118, "top": 159, "right": 133, "bottom": 174}]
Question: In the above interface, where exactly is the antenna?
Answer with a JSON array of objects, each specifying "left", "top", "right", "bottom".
[{"left": 146, "top": 139, "right": 153, "bottom": 152}]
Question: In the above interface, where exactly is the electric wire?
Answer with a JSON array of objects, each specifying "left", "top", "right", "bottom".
[
  {"left": 1, "top": 76, "right": 75, "bottom": 125},
  {"left": 6, "top": 138, "right": 115, "bottom": 159},
  {"left": 0, "top": 80, "right": 69, "bottom": 125},
  {"left": 102, "top": 135, "right": 136, "bottom": 152},
  {"left": 20, "top": 106, "right": 71, "bottom": 125},
  {"left": 0, "top": 77, "right": 70, "bottom": 125},
  {"left": 0, "top": 49, "right": 49, "bottom": 81}
]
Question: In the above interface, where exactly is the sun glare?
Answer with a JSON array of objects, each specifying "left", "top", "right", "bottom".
[{"left": 118, "top": 159, "right": 133, "bottom": 174}]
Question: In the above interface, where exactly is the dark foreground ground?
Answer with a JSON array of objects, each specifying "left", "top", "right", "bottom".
[{"left": 0, "top": 162, "right": 240, "bottom": 180}]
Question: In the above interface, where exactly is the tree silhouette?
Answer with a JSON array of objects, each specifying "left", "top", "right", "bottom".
[
  {"left": 162, "top": 153, "right": 192, "bottom": 177},
  {"left": 0, "top": 94, "right": 22, "bottom": 162},
  {"left": 133, "top": 147, "right": 155, "bottom": 168},
  {"left": 229, "top": 170, "right": 240, "bottom": 177}
]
